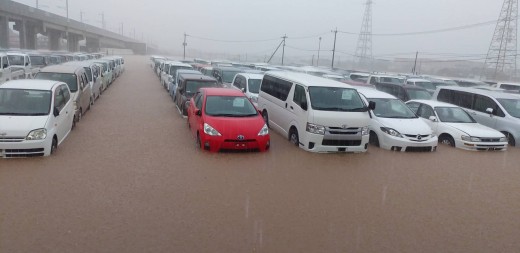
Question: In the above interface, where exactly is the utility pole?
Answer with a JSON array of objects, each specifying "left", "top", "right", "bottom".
[
  {"left": 412, "top": 51, "right": 419, "bottom": 74},
  {"left": 100, "top": 12, "right": 105, "bottom": 29},
  {"left": 65, "top": 0, "right": 69, "bottom": 22},
  {"left": 317, "top": 37, "right": 322, "bottom": 66},
  {"left": 183, "top": 33, "right": 187, "bottom": 60},
  {"left": 331, "top": 28, "right": 338, "bottom": 68},
  {"left": 281, "top": 34, "right": 287, "bottom": 65}
]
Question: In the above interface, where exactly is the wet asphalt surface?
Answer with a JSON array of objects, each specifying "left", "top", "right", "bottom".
[{"left": 1, "top": 56, "right": 520, "bottom": 253}]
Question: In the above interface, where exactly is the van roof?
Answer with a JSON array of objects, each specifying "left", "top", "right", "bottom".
[
  {"left": 356, "top": 87, "right": 396, "bottom": 99},
  {"left": 39, "top": 65, "right": 84, "bottom": 73},
  {"left": 179, "top": 73, "right": 216, "bottom": 81},
  {"left": 265, "top": 71, "right": 354, "bottom": 89},
  {"left": 437, "top": 86, "right": 520, "bottom": 99},
  {"left": 237, "top": 73, "right": 264, "bottom": 79},
  {"left": 0, "top": 79, "right": 61, "bottom": 90}
]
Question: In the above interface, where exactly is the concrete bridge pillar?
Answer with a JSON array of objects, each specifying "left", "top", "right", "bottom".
[
  {"left": 67, "top": 33, "right": 83, "bottom": 52},
  {"left": 86, "top": 37, "right": 100, "bottom": 52},
  {"left": 48, "top": 29, "right": 62, "bottom": 51},
  {"left": 0, "top": 16, "right": 8, "bottom": 49},
  {"left": 25, "top": 24, "right": 37, "bottom": 50},
  {"left": 12, "top": 19, "right": 27, "bottom": 49}
]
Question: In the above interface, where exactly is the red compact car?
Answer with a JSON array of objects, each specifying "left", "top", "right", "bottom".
[{"left": 187, "top": 88, "right": 270, "bottom": 152}]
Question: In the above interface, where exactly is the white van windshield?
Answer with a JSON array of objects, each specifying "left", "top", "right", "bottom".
[
  {"left": 308, "top": 87, "right": 366, "bottom": 112},
  {"left": 0, "top": 89, "right": 52, "bottom": 116}
]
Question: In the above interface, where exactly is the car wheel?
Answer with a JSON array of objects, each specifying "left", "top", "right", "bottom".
[
  {"left": 369, "top": 131, "right": 380, "bottom": 147},
  {"left": 439, "top": 134, "right": 455, "bottom": 147},
  {"left": 289, "top": 128, "right": 299, "bottom": 146},
  {"left": 50, "top": 136, "right": 58, "bottom": 154},
  {"left": 262, "top": 111, "right": 269, "bottom": 127},
  {"left": 196, "top": 133, "right": 202, "bottom": 149},
  {"left": 71, "top": 117, "right": 76, "bottom": 130},
  {"left": 182, "top": 105, "right": 187, "bottom": 116},
  {"left": 78, "top": 108, "right": 83, "bottom": 122},
  {"left": 503, "top": 132, "right": 516, "bottom": 146}
]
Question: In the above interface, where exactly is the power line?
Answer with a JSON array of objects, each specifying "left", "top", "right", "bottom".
[
  {"left": 339, "top": 20, "right": 497, "bottom": 36},
  {"left": 186, "top": 34, "right": 280, "bottom": 43}
]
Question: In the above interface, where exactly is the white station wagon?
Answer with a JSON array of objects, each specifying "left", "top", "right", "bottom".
[
  {"left": 0, "top": 80, "right": 75, "bottom": 157},
  {"left": 406, "top": 100, "right": 508, "bottom": 151}
]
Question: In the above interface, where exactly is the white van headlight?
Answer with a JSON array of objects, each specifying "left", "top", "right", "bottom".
[
  {"left": 258, "top": 124, "right": 269, "bottom": 136},
  {"left": 380, "top": 127, "right": 402, "bottom": 138},
  {"left": 362, "top": 126, "right": 369, "bottom": 136},
  {"left": 250, "top": 96, "right": 258, "bottom": 103},
  {"left": 204, "top": 123, "right": 221, "bottom": 136},
  {"left": 306, "top": 123, "right": 325, "bottom": 135},
  {"left": 26, "top": 128, "right": 47, "bottom": 140},
  {"left": 462, "top": 135, "right": 481, "bottom": 142},
  {"left": 500, "top": 137, "right": 508, "bottom": 142}
]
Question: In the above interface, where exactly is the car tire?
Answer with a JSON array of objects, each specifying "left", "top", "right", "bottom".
[
  {"left": 439, "top": 134, "right": 455, "bottom": 147},
  {"left": 72, "top": 117, "right": 76, "bottom": 130},
  {"left": 369, "top": 131, "right": 380, "bottom": 147},
  {"left": 289, "top": 128, "right": 299, "bottom": 146},
  {"left": 50, "top": 136, "right": 58, "bottom": 155},
  {"left": 503, "top": 132, "right": 516, "bottom": 147},
  {"left": 196, "top": 133, "right": 202, "bottom": 149},
  {"left": 78, "top": 108, "right": 83, "bottom": 122},
  {"left": 262, "top": 111, "right": 269, "bottom": 127}
]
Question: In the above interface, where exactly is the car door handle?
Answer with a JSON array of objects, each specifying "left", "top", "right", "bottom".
[
  {"left": 285, "top": 103, "right": 288, "bottom": 108},
  {"left": 290, "top": 106, "right": 294, "bottom": 110}
]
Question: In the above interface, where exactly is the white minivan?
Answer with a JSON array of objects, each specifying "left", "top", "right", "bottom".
[
  {"left": 433, "top": 86, "right": 520, "bottom": 147},
  {"left": 0, "top": 80, "right": 75, "bottom": 157},
  {"left": 231, "top": 73, "right": 263, "bottom": 107},
  {"left": 257, "top": 72, "right": 374, "bottom": 153}
]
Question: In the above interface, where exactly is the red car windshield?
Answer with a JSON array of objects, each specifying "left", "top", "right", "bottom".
[{"left": 205, "top": 95, "right": 257, "bottom": 117}]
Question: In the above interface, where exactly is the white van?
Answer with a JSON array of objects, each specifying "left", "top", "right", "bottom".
[
  {"left": 433, "top": 86, "right": 520, "bottom": 147},
  {"left": 257, "top": 72, "right": 374, "bottom": 153},
  {"left": 494, "top": 82, "right": 520, "bottom": 92}
]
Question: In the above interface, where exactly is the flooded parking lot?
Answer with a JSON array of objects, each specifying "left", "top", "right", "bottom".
[{"left": 1, "top": 56, "right": 520, "bottom": 252}]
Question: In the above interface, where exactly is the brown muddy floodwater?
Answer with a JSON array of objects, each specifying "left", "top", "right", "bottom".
[{"left": 1, "top": 56, "right": 520, "bottom": 253}]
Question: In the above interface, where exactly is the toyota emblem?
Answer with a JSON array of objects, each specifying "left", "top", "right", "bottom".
[
  {"left": 341, "top": 124, "right": 348, "bottom": 129},
  {"left": 417, "top": 135, "right": 422, "bottom": 140},
  {"left": 237, "top": 135, "right": 245, "bottom": 141}
]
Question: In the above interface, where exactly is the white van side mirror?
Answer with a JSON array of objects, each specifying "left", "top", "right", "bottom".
[
  {"left": 485, "top": 108, "right": 494, "bottom": 114},
  {"left": 429, "top": 116, "right": 438, "bottom": 122}
]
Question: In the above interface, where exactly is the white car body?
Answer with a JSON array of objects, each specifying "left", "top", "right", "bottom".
[
  {"left": 7, "top": 52, "right": 39, "bottom": 79},
  {"left": 0, "top": 80, "right": 75, "bottom": 157},
  {"left": 407, "top": 100, "right": 508, "bottom": 151},
  {"left": 357, "top": 88, "right": 437, "bottom": 152},
  {"left": 257, "top": 71, "right": 371, "bottom": 153},
  {"left": 231, "top": 73, "right": 263, "bottom": 107}
]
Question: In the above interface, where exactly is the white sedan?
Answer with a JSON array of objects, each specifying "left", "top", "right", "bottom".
[
  {"left": 406, "top": 100, "right": 508, "bottom": 151},
  {"left": 358, "top": 88, "right": 437, "bottom": 152}
]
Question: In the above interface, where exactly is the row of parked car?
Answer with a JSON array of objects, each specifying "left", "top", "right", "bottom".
[
  {"left": 151, "top": 56, "right": 520, "bottom": 153},
  {"left": 0, "top": 51, "right": 125, "bottom": 158}
]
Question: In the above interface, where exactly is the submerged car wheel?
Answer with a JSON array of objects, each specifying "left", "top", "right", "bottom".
[
  {"left": 439, "top": 135, "right": 455, "bottom": 147},
  {"left": 196, "top": 133, "right": 202, "bottom": 149},
  {"left": 50, "top": 137, "right": 58, "bottom": 154},
  {"left": 369, "top": 131, "right": 380, "bottom": 147},
  {"left": 503, "top": 132, "right": 516, "bottom": 146},
  {"left": 78, "top": 108, "right": 83, "bottom": 122},
  {"left": 289, "top": 128, "right": 299, "bottom": 146}
]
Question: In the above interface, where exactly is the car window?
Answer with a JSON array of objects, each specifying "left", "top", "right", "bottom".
[
  {"left": 473, "top": 94, "right": 502, "bottom": 116},
  {"left": 417, "top": 104, "right": 435, "bottom": 119},
  {"left": 293, "top": 84, "right": 307, "bottom": 110},
  {"left": 54, "top": 88, "right": 65, "bottom": 110},
  {"left": 61, "top": 85, "right": 70, "bottom": 102},
  {"left": 406, "top": 102, "right": 421, "bottom": 113},
  {"left": 195, "top": 93, "right": 203, "bottom": 109}
]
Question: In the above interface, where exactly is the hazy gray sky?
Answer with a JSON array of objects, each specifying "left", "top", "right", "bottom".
[{"left": 15, "top": 0, "right": 502, "bottom": 60}]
